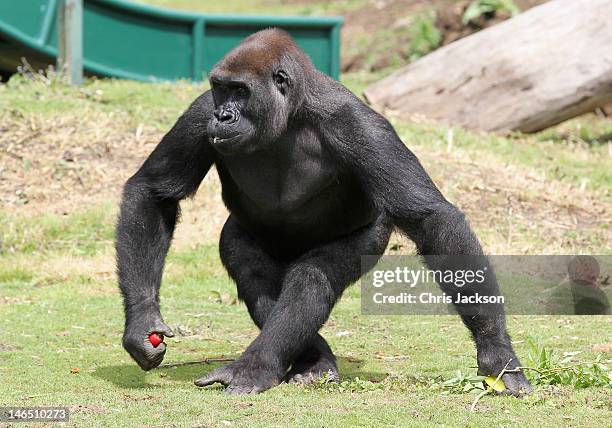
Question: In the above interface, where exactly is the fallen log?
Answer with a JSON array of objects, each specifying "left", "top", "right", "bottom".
[{"left": 363, "top": 0, "right": 612, "bottom": 133}]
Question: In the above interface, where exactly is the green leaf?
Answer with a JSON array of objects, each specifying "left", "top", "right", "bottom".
[{"left": 484, "top": 376, "right": 506, "bottom": 392}]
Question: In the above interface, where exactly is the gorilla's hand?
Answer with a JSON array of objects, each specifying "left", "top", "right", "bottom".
[
  {"left": 498, "top": 369, "right": 532, "bottom": 396},
  {"left": 123, "top": 313, "right": 174, "bottom": 371},
  {"left": 477, "top": 345, "right": 532, "bottom": 396}
]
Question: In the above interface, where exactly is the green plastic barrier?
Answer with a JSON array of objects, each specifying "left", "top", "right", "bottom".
[{"left": 0, "top": 0, "right": 343, "bottom": 81}]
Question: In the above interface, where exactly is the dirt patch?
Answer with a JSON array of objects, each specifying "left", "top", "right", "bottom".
[
  {"left": 0, "top": 343, "right": 17, "bottom": 352},
  {"left": 592, "top": 343, "right": 612, "bottom": 353},
  {"left": 341, "top": 0, "right": 549, "bottom": 72},
  {"left": 69, "top": 404, "right": 109, "bottom": 414}
]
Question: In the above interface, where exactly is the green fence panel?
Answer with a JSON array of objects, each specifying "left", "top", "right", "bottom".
[{"left": 0, "top": 0, "right": 343, "bottom": 81}]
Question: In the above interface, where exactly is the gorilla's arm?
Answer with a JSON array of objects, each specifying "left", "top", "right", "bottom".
[
  {"left": 324, "top": 98, "right": 491, "bottom": 270},
  {"left": 322, "top": 93, "right": 531, "bottom": 394},
  {"left": 116, "top": 91, "right": 216, "bottom": 370}
]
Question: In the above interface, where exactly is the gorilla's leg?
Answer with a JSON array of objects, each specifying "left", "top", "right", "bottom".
[
  {"left": 219, "top": 215, "right": 282, "bottom": 327},
  {"left": 197, "top": 214, "right": 392, "bottom": 394},
  {"left": 218, "top": 215, "right": 338, "bottom": 383},
  {"left": 283, "top": 333, "right": 338, "bottom": 384}
]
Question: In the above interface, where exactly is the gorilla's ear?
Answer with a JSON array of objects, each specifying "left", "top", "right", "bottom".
[{"left": 273, "top": 70, "right": 290, "bottom": 94}]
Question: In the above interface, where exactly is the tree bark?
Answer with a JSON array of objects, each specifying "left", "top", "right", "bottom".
[{"left": 363, "top": 0, "right": 612, "bottom": 133}]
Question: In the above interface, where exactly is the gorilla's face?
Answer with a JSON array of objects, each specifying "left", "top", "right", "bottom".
[
  {"left": 207, "top": 68, "right": 298, "bottom": 156},
  {"left": 207, "top": 75, "right": 257, "bottom": 155},
  {"left": 207, "top": 30, "right": 310, "bottom": 156}
]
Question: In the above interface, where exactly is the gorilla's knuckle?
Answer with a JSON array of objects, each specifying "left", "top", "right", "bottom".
[{"left": 122, "top": 336, "right": 137, "bottom": 350}]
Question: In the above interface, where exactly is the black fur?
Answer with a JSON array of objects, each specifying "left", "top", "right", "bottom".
[{"left": 116, "top": 28, "right": 531, "bottom": 395}]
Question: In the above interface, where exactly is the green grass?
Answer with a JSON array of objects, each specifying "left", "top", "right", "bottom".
[
  {"left": 0, "top": 73, "right": 209, "bottom": 130},
  {"left": 392, "top": 119, "right": 612, "bottom": 192},
  {"left": 0, "top": 204, "right": 116, "bottom": 256},
  {"left": 408, "top": 11, "right": 442, "bottom": 61},
  {"left": 1, "top": 73, "right": 611, "bottom": 426},
  {"left": 1, "top": 237, "right": 611, "bottom": 426}
]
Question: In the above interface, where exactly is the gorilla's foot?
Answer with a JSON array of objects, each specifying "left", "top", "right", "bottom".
[
  {"left": 284, "top": 357, "right": 339, "bottom": 384},
  {"left": 195, "top": 355, "right": 282, "bottom": 395}
]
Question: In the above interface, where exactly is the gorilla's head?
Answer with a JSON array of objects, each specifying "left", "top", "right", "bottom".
[{"left": 207, "top": 28, "right": 315, "bottom": 155}]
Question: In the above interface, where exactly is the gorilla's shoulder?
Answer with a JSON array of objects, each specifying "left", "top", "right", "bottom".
[
  {"left": 179, "top": 90, "right": 214, "bottom": 123},
  {"left": 190, "top": 90, "right": 214, "bottom": 111}
]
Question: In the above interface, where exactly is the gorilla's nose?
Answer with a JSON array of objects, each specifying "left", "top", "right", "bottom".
[{"left": 214, "top": 108, "right": 236, "bottom": 124}]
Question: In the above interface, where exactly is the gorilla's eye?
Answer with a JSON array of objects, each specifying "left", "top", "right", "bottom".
[{"left": 273, "top": 70, "right": 289, "bottom": 93}]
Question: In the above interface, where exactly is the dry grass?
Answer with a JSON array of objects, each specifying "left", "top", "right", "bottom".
[
  {"left": 0, "top": 76, "right": 610, "bottom": 256},
  {"left": 0, "top": 110, "right": 157, "bottom": 212},
  {"left": 413, "top": 137, "right": 610, "bottom": 254}
]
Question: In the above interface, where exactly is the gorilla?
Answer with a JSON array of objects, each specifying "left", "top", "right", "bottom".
[{"left": 116, "top": 28, "right": 531, "bottom": 395}]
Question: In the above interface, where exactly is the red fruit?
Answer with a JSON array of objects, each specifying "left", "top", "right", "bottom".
[{"left": 148, "top": 332, "right": 164, "bottom": 348}]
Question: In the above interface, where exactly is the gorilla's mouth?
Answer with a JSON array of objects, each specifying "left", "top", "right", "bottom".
[
  {"left": 210, "top": 134, "right": 245, "bottom": 153},
  {"left": 212, "top": 134, "right": 242, "bottom": 144}
]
